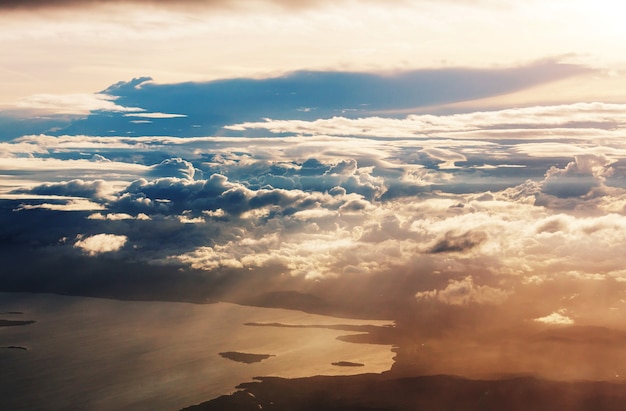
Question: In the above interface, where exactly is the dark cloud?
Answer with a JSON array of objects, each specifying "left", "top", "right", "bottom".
[
  {"left": 147, "top": 157, "right": 199, "bottom": 180},
  {"left": 379, "top": 183, "right": 431, "bottom": 201},
  {"left": 542, "top": 154, "right": 613, "bottom": 199},
  {"left": 0, "top": 0, "right": 456, "bottom": 12},
  {"left": 0, "top": 0, "right": 325, "bottom": 11},
  {"left": 535, "top": 217, "right": 567, "bottom": 234},
  {"left": 428, "top": 231, "right": 487, "bottom": 254},
  {"left": 111, "top": 174, "right": 313, "bottom": 216},
  {"left": 1, "top": 61, "right": 590, "bottom": 141},
  {"left": 12, "top": 179, "right": 109, "bottom": 199},
  {"left": 0, "top": 112, "right": 71, "bottom": 142}
]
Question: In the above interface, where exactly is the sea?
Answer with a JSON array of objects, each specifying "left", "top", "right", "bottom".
[{"left": 0, "top": 292, "right": 394, "bottom": 411}]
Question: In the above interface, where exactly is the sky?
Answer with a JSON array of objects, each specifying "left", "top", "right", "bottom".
[
  {"left": 2, "top": 0, "right": 626, "bottom": 384},
  {"left": 2, "top": 0, "right": 626, "bottom": 106}
]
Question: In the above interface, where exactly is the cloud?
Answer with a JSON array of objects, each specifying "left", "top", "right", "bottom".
[
  {"left": 88, "top": 212, "right": 150, "bottom": 221},
  {"left": 13, "top": 198, "right": 106, "bottom": 211},
  {"left": 541, "top": 154, "right": 614, "bottom": 198},
  {"left": 0, "top": 0, "right": 305, "bottom": 11},
  {"left": 0, "top": 0, "right": 503, "bottom": 12},
  {"left": 415, "top": 276, "right": 509, "bottom": 305},
  {"left": 3, "top": 93, "right": 626, "bottom": 332},
  {"left": 227, "top": 102, "right": 625, "bottom": 139},
  {"left": 111, "top": 174, "right": 316, "bottom": 217},
  {"left": 123, "top": 112, "right": 187, "bottom": 119},
  {"left": 148, "top": 158, "right": 198, "bottom": 180},
  {"left": 12, "top": 179, "right": 110, "bottom": 199},
  {"left": 534, "top": 310, "right": 575, "bottom": 325},
  {"left": 15, "top": 93, "right": 143, "bottom": 115},
  {"left": 421, "top": 148, "right": 466, "bottom": 169},
  {"left": 428, "top": 231, "right": 487, "bottom": 254},
  {"left": 1, "top": 62, "right": 591, "bottom": 140},
  {"left": 74, "top": 233, "right": 128, "bottom": 255}
]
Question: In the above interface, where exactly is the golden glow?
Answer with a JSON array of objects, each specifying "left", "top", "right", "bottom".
[{"left": 1, "top": 1, "right": 626, "bottom": 106}]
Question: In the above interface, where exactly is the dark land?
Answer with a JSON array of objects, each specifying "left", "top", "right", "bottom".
[
  {"left": 331, "top": 361, "right": 364, "bottom": 367},
  {"left": 219, "top": 352, "right": 275, "bottom": 364},
  {"left": 182, "top": 323, "right": 626, "bottom": 410},
  {"left": 182, "top": 374, "right": 626, "bottom": 411},
  {"left": 0, "top": 319, "right": 35, "bottom": 327}
]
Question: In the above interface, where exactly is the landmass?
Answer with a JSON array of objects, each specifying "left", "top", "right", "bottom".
[
  {"left": 331, "top": 361, "right": 364, "bottom": 367},
  {"left": 184, "top": 322, "right": 626, "bottom": 410},
  {"left": 1, "top": 346, "right": 28, "bottom": 351},
  {"left": 219, "top": 352, "right": 275, "bottom": 364},
  {"left": 181, "top": 374, "right": 626, "bottom": 411},
  {"left": 0, "top": 319, "right": 35, "bottom": 327}
]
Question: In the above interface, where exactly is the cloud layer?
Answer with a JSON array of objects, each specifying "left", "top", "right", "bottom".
[
  {"left": 1, "top": 82, "right": 626, "bottom": 333},
  {"left": 0, "top": 62, "right": 591, "bottom": 141}
]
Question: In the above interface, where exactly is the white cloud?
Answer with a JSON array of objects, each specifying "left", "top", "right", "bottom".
[
  {"left": 14, "top": 199, "right": 106, "bottom": 211},
  {"left": 74, "top": 233, "right": 128, "bottom": 256},
  {"left": 16, "top": 93, "right": 142, "bottom": 115},
  {"left": 421, "top": 148, "right": 466, "bottom": 169},
  {"left": 415, "top": 276, "right": 509, "bottom": 305},
  {"left": 88, "top": 212, "right": 148, "bottom": 220},
  {"left": 2, "top": 102, "right": 626, "bottom": 331},
  {"left": 226, "top": 103, "right": 626, "bottom": 140},
  {"left": 534, "top": 310, "right": 574, "bottom": 325},
  {"left": 123, "top": 112, "right": 187, "bottom": 119},
  {"left": 542, "top": 153, "right": 614, "bottom": 198}
]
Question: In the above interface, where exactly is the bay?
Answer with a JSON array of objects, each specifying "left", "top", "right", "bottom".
[{"left": 0, "top": 292, "right": 394, "bottom": 411}]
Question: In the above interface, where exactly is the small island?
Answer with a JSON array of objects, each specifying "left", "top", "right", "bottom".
[
  {"left": 1, "top": 346, "right": 28, "bottom": 351},
  {"left": 331, "top": 361, "right": 364, "bottom": 367},
  {"left": 0, "top": 319, "right": 36, "bottom": 327},
  {"left": 219, "top": 352, "right": 275, "bottom": 364}
]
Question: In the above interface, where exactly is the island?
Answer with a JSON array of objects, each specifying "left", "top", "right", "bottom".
[
  {"left": 0, "top": 319, "right": 35, "bottom": 327},
  {"left": 218, "top": 352, "right": 275, "bottom": 364},
  {"left": 331, "top": 361, "right": 364, "bottom": 367},
  {"left": 1, "top": 346, "right": 28, "bottom": 351}
]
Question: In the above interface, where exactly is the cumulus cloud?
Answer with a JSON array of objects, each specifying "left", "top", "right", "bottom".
[
  {"left": 74, "top": 233, "right": 128, "bottom": 255},
  {"left": 111, "top": 174, "right": 318, "bottom": 217},
  {"left": 148, "top": 158, "right": 198, "bottom": 180},
  {"left": 534, "top": 310, "right": 575, "bottom": 325},
  {"left": 88, "top": 212, "right": 150, "bottom": 220},
  {"left": 3, "top": 96, "right": 626, "bottom": 333},
  {"left": 415, "top": 276, "right": 509, "bottom": 306},
  {"left": 542, "top": 154, "right": 614, "bottom": 198}
]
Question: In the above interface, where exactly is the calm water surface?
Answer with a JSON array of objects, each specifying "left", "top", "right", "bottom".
[{"left": 0, "top": 292, "right": 394, "bottom": 411}]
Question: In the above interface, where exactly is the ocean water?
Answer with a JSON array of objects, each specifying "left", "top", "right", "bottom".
[{"left": 0, "top": 292, "right": 394, "bottom": 411}]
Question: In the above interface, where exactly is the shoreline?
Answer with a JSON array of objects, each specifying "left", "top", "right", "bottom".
[{"left": 181, "top": 374, "right": 626, "bottom": 411}]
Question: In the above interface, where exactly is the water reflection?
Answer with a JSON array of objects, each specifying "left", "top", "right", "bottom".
[{"left": 0, "top": 293, "right": 394, "bottom": 411}]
